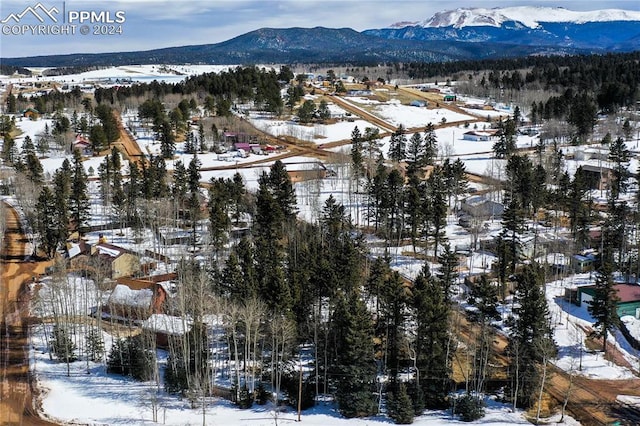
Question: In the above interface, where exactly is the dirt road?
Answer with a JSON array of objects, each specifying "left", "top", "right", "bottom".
[
  {"left": 112, "top": 111, "right": 149, "bottom": 168},
  {"left": 0, "top": 201, "right": 55, "bottom": 425}
]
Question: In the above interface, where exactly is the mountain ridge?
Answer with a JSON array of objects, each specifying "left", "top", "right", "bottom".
[{"left": 2, "top": 6, "right": 639, "bottom": 67}]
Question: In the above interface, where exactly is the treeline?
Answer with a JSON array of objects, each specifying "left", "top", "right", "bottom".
[
  {"left": 408, "top": 51, "right": 640, "bottom": 114},
  {"left": 0, "top": 64, "right": 31, "bottom": 76},
  {"left": 8, "top": 66, "right": 289, "bottom": 117}
]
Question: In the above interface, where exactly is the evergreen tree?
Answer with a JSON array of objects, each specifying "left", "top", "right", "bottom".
[
  {"left": 423, "top": 123, "right": 437, "bottom": 165},
  {"left": 208, "top": 177, "right": 232, "bottom": 256},
  {"left": 254, "top": 172, "right": 291, "bottom": 313},
  {"left": 268, "top": 160, "right": 297, "bottom": 220},
  {"left": 51, "top": 325, "right": 77, "bottom": 363},
  {"left": 351, "top": 126, "right": 365, "bottom": 188},
  {"left": 69, "top": 149, "right": 90, "bottom": 232},
  {"left": 424, "top": 165, "right": 448, "bottom": 257},
  {"left": 36, "top": 186, "right": 61, "bottom": 258},
  {"left": 388, "top": 125, "right": 407, "bottom": 163},
  {"left": 507, "top": 264, "right": 555, "bottom": 409},
  {"left": 159, "top": 119, "right": 175, "bottom": 159},
  {"left": 588, "top": 228, "right": 620, "bottom": 354},
  {"left": 23, "top": 135, "right": 44, "bottom": 183},
  {"left": 297, "top": 100, "right": 316, "bottom": 123},
  {"left": 608, "top": 136, "right": 631, "bottom": 199},
  {"left": 404, "top": 173, "right": 424, "bottom": 252},
  {"left": 333, "top": 292, "right": 377, "bottom": 418},
  {"left": 85, "top": 328, "right": 105, "bottom": 362},
  {"left": 568, "top": 167, "right": 592, "bottom": 248},
  {"left": 412, "top": 265, "right": 451, "bottom": 409},
  {"left": 318, "top": 99, "right": 331, "bottom": 121},
  {"left": 125, "top": 161, "right": 141, "bottom": 223},
  {"left": 467, "top": 275, "right": 500, "bottom": 394},
  {"left": 387, "top": 381, "right": 415, "bottom": 424},
  {"left": 172, "top": 160, "right": 189, "bottom": 203},
  {"left": 406, "top": 132, "right": 425, "bottom": 176}
]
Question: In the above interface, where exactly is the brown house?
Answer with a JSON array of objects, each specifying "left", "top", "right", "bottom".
[
  {"left": 142, "top": 314, "right": 192, "bottom": 348},
  {"left": 103, "top": 282, "right": 169, "bottom": 324},
  {"left": 91, "top": 243, "right": 140, "bottom": 279},
  {"left": 21, "top": 107, "right": 40, "bottom": 119}
]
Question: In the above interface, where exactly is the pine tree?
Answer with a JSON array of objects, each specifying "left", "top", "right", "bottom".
[
  {"left": 333, "top": 292, "right": 377, "bottom": 418},
  {"left": 424, "top": 165, "right": 448, "bottom": 258},
  {"left": 51, "top": 325, "right": 77, "bottom": 363},
  {"left": 387, "top": 381, "right": 415, "bottom": 424},
  {"left": 423, "top": 123, "right": 437, "bottom": 165},
  {"left": 254, "top": 172, "right": 291, "bottom": 313},
  {"left": 69, "top": 149, "right": 90, "bottom": 232},
  {"left": 437, "top": 244, "right": 458, "bottom": 300},
  {"left": 588, "top": 227, "right": 620, "bottom": 354},
  {"left": 406, "top": 132, "right": 425, "bottom": 176},
  {"left": 125, "top": 161, "right": 141, "bottom": 223},
  {"left": 268, "top": 160, "right": 297, "bottom": 220},
  {"left": 404, "top": 173, "right": 424, "bottom": 253},
  {"left": 208, "top": 177, "right": 232, "bottom": 255},
  {"left": 159, "top": 119, "right": 175, "bottom": 159},
  {"left": 85, "top": 328, "right": 105, "bottom": 362},
  {"left": 388, "top": 125, "right": 407, "bottom": 163},
  {"left": 412, "top": 265, "right": 451, "bottom": 409},
  {"left": 507, "top": 263, "right": 555, "bottom": 409},
  {"left": 608, "top": 136, "right": 631, "bottom": 199},
  {"left": 467, "top": 275, "right": 500, "bottom": 394},
  {"left": 351, "top": 126, "right": 365, "bottom": 187}
]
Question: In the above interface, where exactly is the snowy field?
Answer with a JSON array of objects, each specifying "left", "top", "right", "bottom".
[
  {"left": 372, "top": 102, "right": 476, "bottom": 128},
  {"left": 1, "top": 65, "right": 238, "bottom": 85},
  {"left": 249, "top": 115, "right": 379, "bottom": 144}
]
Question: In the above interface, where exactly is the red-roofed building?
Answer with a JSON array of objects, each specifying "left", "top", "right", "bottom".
[
  {"left": 578, "top": 283, "right": 640, "bottom": 318},
  {"left": 72, "top": 134, "right": 92, "bottom": 155}
]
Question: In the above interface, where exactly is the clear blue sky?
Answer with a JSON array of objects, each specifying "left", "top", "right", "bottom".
[{"left": 1, "top": 0, "right": 640, "bottom": 58}]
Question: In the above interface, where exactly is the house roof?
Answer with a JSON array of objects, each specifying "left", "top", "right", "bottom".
[
  {"left": 141, "top": 314, "right": 191, "bottom": 335},
  {"left": 580, "top": 283, "right": 640, "bottom": 304},
  {"left": 108, "top": 284, "right": 153, "bottom": 308},
  {"left": 94, "top": 242, "right": 130, "bottom": 259}
]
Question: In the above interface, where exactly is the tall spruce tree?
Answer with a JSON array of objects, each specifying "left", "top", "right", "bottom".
[
  {"left": 588, "top": 225, "right": 620, "bottom": 354},
  {"left": 254, "top": 172, "right": 291, "bottom": 314},
  {"left": 507, "top": 263, "right": 555, "bottom": 409},
  {"left": 388, "top": 125, "right": 407, "bottom": 163},
  {"left": 412, "top": 264, "right": 451, "bottom": 409},
  {"left": 332, "top": 292, "right": 377, "bottom": 418},
  {"left": 69, "top": 149, "right": 90, "bottom": 232}
]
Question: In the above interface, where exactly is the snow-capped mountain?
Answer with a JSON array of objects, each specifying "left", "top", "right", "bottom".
[
  {"left": 363, "top": 6, "right": 640, "bottom": 53},
  {"left": 414, "top": 6, "right": 640, "bottom": 29}
]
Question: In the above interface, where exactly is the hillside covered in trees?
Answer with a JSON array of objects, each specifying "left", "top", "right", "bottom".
[{"left": 2, "top": 51, "right": 640, "bottom": 425}]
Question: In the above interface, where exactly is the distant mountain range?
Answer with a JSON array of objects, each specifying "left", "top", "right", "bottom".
[{"left": 3, "top": 6, "right": 640, "bottom": 67}]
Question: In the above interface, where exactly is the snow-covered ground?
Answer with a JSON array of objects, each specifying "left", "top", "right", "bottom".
[
  {"left": 1, "top": 65, "right": 238, "bottom": 85},
  {"left": 372, "top": 102, "right": 475, "bottom": 128},
  {"left": 6, "top": 69, "right": 640, "bottom": 425}
]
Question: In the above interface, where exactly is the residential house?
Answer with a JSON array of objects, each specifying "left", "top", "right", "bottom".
[
  {"left": 576, "top": 283, "right": 640, "bottom": 318},
  {"left": 21, "top": 108, "right": 40, "bottom": 119},
  {"left": 71, "top": 134, "right": 92, "bottom": 155},
  {"left": 142, "top": 314, "right": 192, "bottom": 349},
  {"left": 462, "top": 130, "right": 497, "bottom": 142},
  {"left": 91, "top": 243, "right": 141, "bottom": 279},
  {"left": 571, "top": 252, "right": 597, "bottom": 273},
  {"left": 579, "top": 164, "right": 614, "bottom": 191},
  {"left": 284, "top": 161, "right": 328, "bottom": 183},
  {"left": 103, "top": 282, "right": 170, "bottom": 324},
  {"left": 460, "top": 196, "right": 504, "bottom": 220}
]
